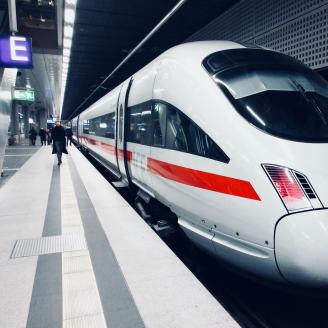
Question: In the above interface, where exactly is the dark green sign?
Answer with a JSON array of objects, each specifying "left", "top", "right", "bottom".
[{"left": 13, "top": 89, "right": 35, "bottom": 102}]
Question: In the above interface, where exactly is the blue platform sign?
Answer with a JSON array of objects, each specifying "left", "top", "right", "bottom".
[{"left": 0, "top": 35, "right": 33, "bottom": 68}]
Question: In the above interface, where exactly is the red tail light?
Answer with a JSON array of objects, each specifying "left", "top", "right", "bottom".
[{"left": 263, "top": 165, "right": 311, "bottom": 212}]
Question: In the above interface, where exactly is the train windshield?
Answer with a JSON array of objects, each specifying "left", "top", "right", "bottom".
[{"left": 204, "top": 49, "right": 328, "bottom": 142}]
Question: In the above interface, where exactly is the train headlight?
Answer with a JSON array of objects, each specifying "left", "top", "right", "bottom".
[{"left": 263, "top": 164, "right": 322, "bottom": 212}]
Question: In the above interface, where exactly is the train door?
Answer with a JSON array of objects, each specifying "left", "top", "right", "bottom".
[
  {"left": 116, "top": 78, "right": 133, "bottom": 183},
  {"left": 126, "top": 101, "right": 152, "bottom": 194},
  {"left": 114, "top": 87, "right": 123, "bottom": 177},
  {"left": 76, "top": 116, "right": 80, "bottom": 142},
  {"left": 77, "top": 116, "right": 84, "bottom": 145}
]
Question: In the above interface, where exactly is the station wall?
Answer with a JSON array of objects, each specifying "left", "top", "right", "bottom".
[{"left": 187, "top": 0, "right": 328, "bottom": 70}]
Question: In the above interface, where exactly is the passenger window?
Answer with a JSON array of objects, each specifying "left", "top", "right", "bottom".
[
  {"left": 85, "top": 113, "right": 116, "bottom": 139},
  {"left": 89, "top": 118, "right": 97, "bottom": 135},
  {"left": 83, "top": 120, "right": 90, "bottom": 134},
  {"left": 72, "top": 120, "right": 77, "bottom": 133},
  {"left": 99, "top": 113, "right": 115, "bottom": 139},
  {"left": 166, "top": 107, "right": 189, "bottom": 152},
  {"left": 119, "top": 105, "right": 123, "bottom": 142},
  {"left": 128, "top": 102, "right": 152, "bottom": 145},
  {"left": 164, "top": 103, "right": 229, "bottom": 163},
  {"left": 128, "top": 105, "right": 141, "bottom": 143},
  {"left": 188, "top": 122, "right": 229, "bottom": 163},
  {"left": 152, "top": 102, "right": 167, "bottom": 147},
  {"left": 106, "top": 112, "right": 116, "bottom": 139}
]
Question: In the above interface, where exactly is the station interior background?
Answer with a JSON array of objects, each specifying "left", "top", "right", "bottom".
[{"left": 0, "top": 0, "right": 328, "bottom": 174}]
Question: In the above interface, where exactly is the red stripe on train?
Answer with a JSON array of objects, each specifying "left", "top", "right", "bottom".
[
  {"left": 147, "top": 158, "right": 261, "bottom": 201},
  {"left": 117, "top": 148, "right": 132, "bottom": 162},
  {"left": 79, "top": 135, "right": 260, "bottom": 200},
  {"left": 81, "top": 135, "right": 132, "bottom": 161}
]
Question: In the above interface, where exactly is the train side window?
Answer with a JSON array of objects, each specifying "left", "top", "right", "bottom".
[
  {"left": 83, "top": 120, "right": 90, "bottom": 134},
  {"left": 97, "top": 113, "right": 115, "bottom": 139},
  {"left": 99, "top": 116, "right": 107, "bottom": 138},
  {"left": 188, "top": 121, "right": 229, "bottom": 163},
  {"left": 89, "top": 118, "right": 96, "bottom": 135},
  {"left": 128, "top": 105, "right": 141, "bottom": 143},
  {"left": 85, "top": 113, "right": 116, "bottom": 139},
  {"left": 152, "top": 102, "right": 167, "bottom": 147},
  {"left": 119, "top": 105, "right": 123, "bottom": 142},
  {"left": 72, "top": 120, "right": 77, "bottom": 133},
  {"left": 165, "top": 103, "right": 229, "bottom": 163},
  {"left": 96, "top": 115, "right": 107, "bottom": 138},
  {"left": 166, "top": 107, "right": 189, "bottom": 152},
  {"left": 106, "top": 112, "right": 115, "bottom": 139},
  {"left": 140, "top": 103, "right": 152, "bottom": 145},
  {"left": 128, "top": 102, "right": 152, "bottom": 145}
]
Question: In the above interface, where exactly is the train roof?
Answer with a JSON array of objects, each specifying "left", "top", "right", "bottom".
[
  {"left": 159, "top": 40, "right": 245, "bottom": 62},
  {"left": 77, "top": 41, "right": 245, "bottom": 120}
]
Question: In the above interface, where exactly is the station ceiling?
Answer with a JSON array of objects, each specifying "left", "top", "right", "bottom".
[
  {"left": 0, "top": 0, "right": 63, "bottom": 117},
  {"left": 16, "top": 53, "right": 62, "bottom": 116},
  {"left": 61, "top": 0, "right": 240, "bottom": 120}
]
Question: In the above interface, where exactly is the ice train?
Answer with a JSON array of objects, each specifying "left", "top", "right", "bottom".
[{"left": 71, "top": 41, "right": 328, "bottom": 287}]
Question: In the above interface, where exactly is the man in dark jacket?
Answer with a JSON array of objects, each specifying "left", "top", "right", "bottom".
[
  {"left": 65, "top": 127, "right": 73, "bottom": 146},
  {"left": 28, "top": 126, "right": 37, "bottom": 146},
  {"left": 39, "top": 128, "right": 47, "bottom": 146},
  {"left": 52, "top": 121, "right": 68, "bottom": 165}
]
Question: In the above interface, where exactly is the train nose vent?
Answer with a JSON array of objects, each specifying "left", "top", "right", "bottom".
[{"left": 294, "top": 172, "right": 317, "bottom": 200}]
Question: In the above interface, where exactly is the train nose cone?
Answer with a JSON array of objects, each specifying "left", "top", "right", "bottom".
[{"left": 275, "top": 209, "right": 328, "bottom": 287}]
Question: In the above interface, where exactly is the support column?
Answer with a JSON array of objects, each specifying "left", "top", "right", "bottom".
[
  {"left": 23, "top": 105, "right": 30, "bottom": 138},
  {"left": 8, "top": 0, "right": 18, "bottom": 33},
  {"left": 39, "top": 108, "right": 47, "bottom": 129},
  {"left": 10, "top": 101, "right": 19, "bottom": 137}
]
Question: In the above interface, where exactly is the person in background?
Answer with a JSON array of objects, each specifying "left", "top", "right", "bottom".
[
  {"left": 28, "top": 126, "right": 37, "bottom": 146},
  {"left": 51, "top": 121, "right": 68, "bottom": 166},
  {"left": 39, "top": 128, "right": 47, "bottom": 146},
  {"left": 65, "top": 126, "right": 73, "bottom": 146},
  {"left": 47, "top": 128, "right": 53, "bottom": 145}
]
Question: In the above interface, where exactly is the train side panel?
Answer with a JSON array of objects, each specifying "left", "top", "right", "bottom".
[{"left": 78, "top": 86, "right": 121, "bottom": 174}]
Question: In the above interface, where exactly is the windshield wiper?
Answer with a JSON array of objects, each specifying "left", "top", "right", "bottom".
[
  {"left": 290, "top": 78, "right": 307, "bottom": 97},
  {"left": 290, "top": 78, "right": 327, "bottom": 125}
]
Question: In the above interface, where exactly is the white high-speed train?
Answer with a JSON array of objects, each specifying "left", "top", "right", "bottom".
[{"left": 72, "top": 41, "right": 328, "bottom": 287}]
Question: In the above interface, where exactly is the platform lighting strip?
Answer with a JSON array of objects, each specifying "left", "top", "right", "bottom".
[{"left": 60, "top": 0, "right": 78, "bottom": 116}]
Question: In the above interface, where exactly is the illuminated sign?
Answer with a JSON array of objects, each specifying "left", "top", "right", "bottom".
[
  {"left": 47, "top": 116, "right": 57, "bottom": 123},
  {"left": 0, "top": 35, "right": 33, "bottom": 68},
  {"left": 13, "top": 89, "right": 35, "bottom": 102}
]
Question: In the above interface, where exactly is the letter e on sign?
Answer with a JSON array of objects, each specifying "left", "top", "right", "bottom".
[
  {"left": 0, "top": 35, "right": 33, "bottom": 68},
  {"left": 10, "top": 36, "right": 29, "bottom": 62}
]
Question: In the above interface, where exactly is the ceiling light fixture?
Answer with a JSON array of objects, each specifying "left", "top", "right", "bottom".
[
  {"left": 64, "top": 9, "right": 75, "bottom": 24},
  {"left": 63, "top": 38, "right": 72, "bottom": 48},
  {"left": 60, "top": 0, "right": 78, "bottom": 117},
  {"left": 63, "top": 48, "right": 71, "bottom": 56},
  {"left": 64, "top": 25, "right": 73, "bottom": 38}
]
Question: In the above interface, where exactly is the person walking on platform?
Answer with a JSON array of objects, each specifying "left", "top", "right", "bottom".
[
  {"left": 52, "top": 121, "right": 68, "bottom": 166},
  {"left": 65, "top": 126, "right": 73, "bottom": 146},
  {"left": 28, "top": 126, "right": 37, "bottom": 146},
  {"left": 47, "top": 128, "right": 52, "bottom": 145},
  {"left": 39, "top": 128, "right": 47, "bottom": 146}
]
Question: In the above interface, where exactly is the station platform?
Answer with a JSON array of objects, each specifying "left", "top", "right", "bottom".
[
  {"left": 0, "top": 145, "right": 238, "bottom": 328},
  {"left": 0, "top": 141, "right": 40, "bottom": 188}
]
